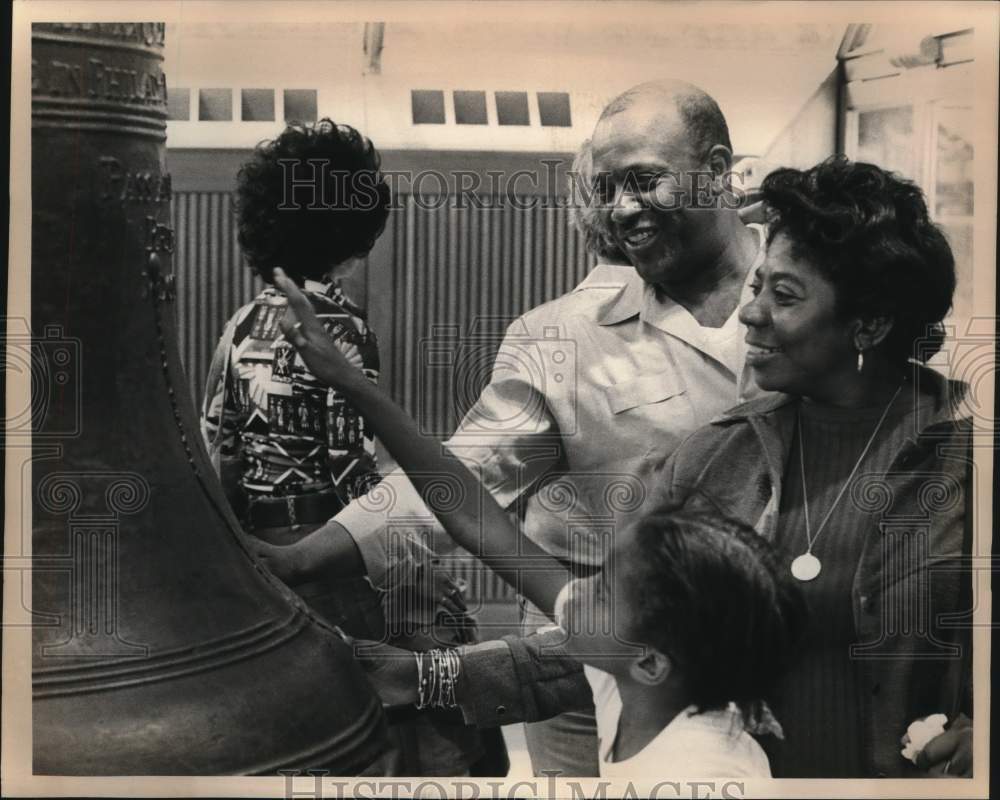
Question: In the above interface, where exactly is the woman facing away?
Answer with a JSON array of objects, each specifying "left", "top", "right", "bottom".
[
  {"left": 200, "top": 119, "right": 390, "bottom": 595},
  {"left": 199, "top": 118, "right": 493, "bottom": 776}
]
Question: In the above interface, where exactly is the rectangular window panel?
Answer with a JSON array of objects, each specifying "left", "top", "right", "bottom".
[
  {"left": 934, "top": 104, "right": 974, "bottom": 331},
  {"left": 242, "top": 88, "right": 275, "bottom": 121},
  {"left": 198, "top": 88, "right": 232, "bottom": 121},
  {"left": 412, "top": 90, "right": 446, "bottom": 124},
  {"left": 935, "top": 106, "right": 974, "bottom": 217},
  {"left": 496, "top": 91, "right": 530, "bottom": 125},
  {"left": 537, "top": 91, "right": 571, "bottom": 127},
  {"left": 856, "top": 106, "right": 915, "bottom": 180},
  {"left": 454, "top": 90, "right": 488, "bottom": 125},
  {"left": 167, "top": 87, "right": 190, "bottom": 121},
  {"left": 284, "top": 89, "right": 317, "bottom": 123}
]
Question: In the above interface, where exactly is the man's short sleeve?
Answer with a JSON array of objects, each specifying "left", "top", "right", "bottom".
[{"left": 335, "top": 317, "right": 563, "bottom": 588}]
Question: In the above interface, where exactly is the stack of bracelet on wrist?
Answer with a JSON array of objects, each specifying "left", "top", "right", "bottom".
[{"left": 414, "top": 649, "right": 461, "bottom": 709}]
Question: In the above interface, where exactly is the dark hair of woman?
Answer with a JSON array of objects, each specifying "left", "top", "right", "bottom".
[
  {"left": 761, "top": 156, "right": 956, "bottom": 364},
  {"left": 629, "top": 504, "right": 807, "bottom": 728},
  {"left": 235, "top": 119, "right": 391, "bottom": 283}
]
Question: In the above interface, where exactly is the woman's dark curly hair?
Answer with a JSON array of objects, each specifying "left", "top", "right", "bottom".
[
  {"left": 628, "top": 501, "right": 807, "bottom": 729},
  {"left": 236, "top": 119, "right": 391, "bottom": 283},
  {"left": 761, "top": 156, "right": 955, "bottom": 364}
]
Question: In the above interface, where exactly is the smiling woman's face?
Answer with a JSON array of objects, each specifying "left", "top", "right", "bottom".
[{"left": 738, "top": 232, "right": 860, "bottom": 399}]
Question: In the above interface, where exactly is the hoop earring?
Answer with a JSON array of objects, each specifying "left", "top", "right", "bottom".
[{"left": 856, "top": 350, "right": 864, "bottom": 373}]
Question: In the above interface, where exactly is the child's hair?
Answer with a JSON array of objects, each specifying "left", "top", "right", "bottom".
[
  {"left": 627, "top": 497, "right": 807, "bottom": 727},
  {"left": 235, "top": 118, "right": 391, "bottom": 284}
]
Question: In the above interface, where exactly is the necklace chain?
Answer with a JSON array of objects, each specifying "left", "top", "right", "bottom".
[{"left": 798, "top": 382, "right": 905, "bottom": 555}]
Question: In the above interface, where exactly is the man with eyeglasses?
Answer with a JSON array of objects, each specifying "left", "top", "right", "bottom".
[{"left": 256, "top": 79, "right": 766, "bottom": 777}]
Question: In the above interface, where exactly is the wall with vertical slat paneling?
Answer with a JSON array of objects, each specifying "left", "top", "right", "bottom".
[
  {"left": 172, "top": 191, "right": 264, "bottom": 406},
  {"left": 370, "top": 194, "right": 594, "bottom": 438}
]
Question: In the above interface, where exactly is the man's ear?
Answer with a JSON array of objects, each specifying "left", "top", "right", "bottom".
[
  {"left": 629, "top": 649, "right": 672, "bottom": 686},
  {"left": 851, "top": 315, "right": 895, "bottom": 353},
  {"left": 706, "top": 144, "right": 733, "bottom": 194}
]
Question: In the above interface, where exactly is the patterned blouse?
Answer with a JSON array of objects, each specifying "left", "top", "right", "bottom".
[{"left": 202, "top": 279, "right": 381, "bottom": 505}]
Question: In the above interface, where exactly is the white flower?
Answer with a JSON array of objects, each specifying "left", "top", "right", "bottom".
[{"left": 900, "top": 713, "right": 948, "bottom": 764}]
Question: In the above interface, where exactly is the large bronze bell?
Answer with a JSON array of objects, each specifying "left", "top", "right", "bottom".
[{"left": 31, "top": 22, "right": 392, "bottom": 775}]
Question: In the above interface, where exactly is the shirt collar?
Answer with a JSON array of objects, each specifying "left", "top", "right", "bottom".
[
  {"left": 595, "top": 268, "right": 645, "bottom": 325},
  {"left": 712, "top": 363, "right": 971, "bottom": 429},
  {"left": 573, "top": 263, "right": 637, "bottom": 291}
]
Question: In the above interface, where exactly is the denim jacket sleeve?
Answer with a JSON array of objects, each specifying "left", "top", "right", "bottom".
[{"left": 454, "top": 628, "right": 590, "bottom": 728}]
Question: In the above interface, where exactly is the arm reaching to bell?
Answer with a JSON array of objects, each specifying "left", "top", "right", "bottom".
[{"left": 274, "top": 268, "right": 570, "bottom": 618}]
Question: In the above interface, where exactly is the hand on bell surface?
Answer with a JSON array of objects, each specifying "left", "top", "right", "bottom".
[
  {"left": 247, "top": 534, "right": 305, "bottom": 585},
  {"left": 273, "top": 267, "right": 365, "bottom": 391},
  {"left": 248, "top": 522, "right": 369, "bottom": 584},
  {"left": 350, "top": 639, "right": 421, "bottom": 707}
]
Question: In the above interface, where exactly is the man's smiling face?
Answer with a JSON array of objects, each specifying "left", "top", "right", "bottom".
[{"left": 591, "top": 100, "right": 720, "bottom": 290}]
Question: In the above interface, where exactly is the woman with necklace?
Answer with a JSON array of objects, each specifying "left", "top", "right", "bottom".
[{"left": 652, "top": 156, "right": 973, "bottom": 777}]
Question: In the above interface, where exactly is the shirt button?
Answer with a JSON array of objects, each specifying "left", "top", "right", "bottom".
[{"left": 496, "top": 705, "right": 507, "bottom": 716}]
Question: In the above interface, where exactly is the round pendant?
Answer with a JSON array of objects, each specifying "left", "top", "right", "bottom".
[{"left": 791, "top": 552, "right": 822, "bottom": 582}]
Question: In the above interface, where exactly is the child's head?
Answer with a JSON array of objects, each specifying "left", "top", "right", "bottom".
[
  {"left": 560, "top": 499, "right": 806, "bottom": 721},
  {"left": 235, "top": 118, "right": 391, "bottom": 284}
]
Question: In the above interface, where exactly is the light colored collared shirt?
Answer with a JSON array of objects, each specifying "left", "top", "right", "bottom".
[
  {"left": 585, "top": 666, "right": 771, "bottom": 779},
  {"left": 337, "top": 226, "right": 765, "bottom": 585}
]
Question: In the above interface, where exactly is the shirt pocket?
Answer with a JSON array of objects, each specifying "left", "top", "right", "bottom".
[{"left": 603, "top": 372, "right": 685, "bottom": 415}]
